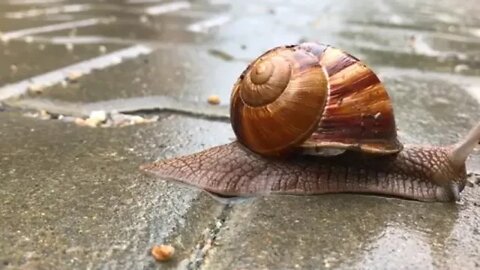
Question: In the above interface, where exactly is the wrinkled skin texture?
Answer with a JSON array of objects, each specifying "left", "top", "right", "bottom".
[{"left": 141, "top": 142, "right": 467, "bottom": 202}]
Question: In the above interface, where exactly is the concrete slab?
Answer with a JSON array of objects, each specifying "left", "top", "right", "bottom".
[
  {"left": 203, "top": 191, "right": 480, "bottom": 270},
  {"left": 33, "top": 48, "right": 244, "bottom": 104},
  {"left": 0, "top": 112, "right": 232, "bottom": 269},
  {"left": 384, "top": 75, "right": 480, "bottom": 144}
]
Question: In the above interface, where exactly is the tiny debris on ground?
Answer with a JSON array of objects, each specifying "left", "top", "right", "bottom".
[
  {"left": 208, "top": 49, "right": 235, "bottom": 61},
  {"left": 66, "top": 71, "right": 83, "bottom": 83},
  {"left": 99, "top": 45, "right": 107, "bottom": 54},
  {"left": 468, "top": 172, "right": 480, "bottom": 186},
  {"left": 207, "top": 95, "right": 221, "bottom": 105},
  {"left": 23, "top": 108, "right": 158, "bottom": 128},
  {"left": 28, "top": 83, "right": 46, "bottom": 94},
  {"left": 75, "top": 111, "right": 158, "bottom": 128},
  {"left": 151, "top": 245, "right": 175, "bottom": 262}
]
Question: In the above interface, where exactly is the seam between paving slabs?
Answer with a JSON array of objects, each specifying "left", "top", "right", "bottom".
[
  {"left": 185, "top": 204, "right": 232, "bottom": 270},
  {"left": 3, "top": 96, "right": 230, "bottom": 122}
]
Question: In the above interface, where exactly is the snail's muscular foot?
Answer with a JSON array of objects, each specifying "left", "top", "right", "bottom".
[{"left": 141, "top": 142, "right": 466, "bottom": 202}]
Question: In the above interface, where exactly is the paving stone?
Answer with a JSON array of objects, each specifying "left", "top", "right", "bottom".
[
  {"left": 0, "top": 112, "right": 232, "bottom": 269},
  {"left": 33, "top": 48, "right": 245, "bottom": 104},
  {"left": 383, "top": 75, "right": 480, "bottom": 144},
  {"left": 203, "top": 191, "right": 480, "bottom": 270}
]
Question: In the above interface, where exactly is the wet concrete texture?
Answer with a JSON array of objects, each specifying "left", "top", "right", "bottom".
[
  {"left": 205, "top": 192, "right": 480, "bottom": 270},
  {"left": 0, "top": 112, "right": 231, "bottom": 269},
  {"left": 1, "top": 0, "right": 480, "bottom": 269},
  {"left": 0, "top": 40, "right": 124, "bottom": 86}
]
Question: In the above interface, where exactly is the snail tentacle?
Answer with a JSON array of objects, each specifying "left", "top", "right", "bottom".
[{"left": 449, "top": 121, "right": 480, "bottom": 169}]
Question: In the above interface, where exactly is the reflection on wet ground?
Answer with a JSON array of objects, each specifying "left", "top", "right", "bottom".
[{"left": 0, "top": 0, "right": 479, "bottom": 269}]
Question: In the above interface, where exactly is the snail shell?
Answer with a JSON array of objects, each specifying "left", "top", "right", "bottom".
[{"left": 230, "top": 42, "right": 402, "bottom": 157}]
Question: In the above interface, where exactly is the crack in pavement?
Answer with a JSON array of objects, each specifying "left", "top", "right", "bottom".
[
  {"left": 2, "top": 96, "right": 230, "bottom": 127},
  {"left": 183, "top": 204, "right": 232, "bottom": 270}
]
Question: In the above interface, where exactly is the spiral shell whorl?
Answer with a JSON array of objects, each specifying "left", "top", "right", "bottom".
[
  {"left": 240, "top": 56, "right": 291, "bottom": 107},
  {"left": 231, "top": 46, "right": 329, "bottom": 156}
]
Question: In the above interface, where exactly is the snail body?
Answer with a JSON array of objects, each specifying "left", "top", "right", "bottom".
[
  {"left": 141, "top": 143, "right": 465, "bottom": 201},
  {"left": 141, "top": 42, "right": 479, "bottom": 202}
]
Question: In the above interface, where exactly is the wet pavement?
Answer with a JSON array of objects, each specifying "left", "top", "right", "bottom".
[{"left": 0, "top": 0, "right": 480, "bottom": 269}]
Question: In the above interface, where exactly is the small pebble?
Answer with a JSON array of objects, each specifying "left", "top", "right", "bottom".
[
  {"left": 140, "top": 15, "right": 149, "bottom": 23},
  {"left": 111, "top": 56, "right": 122, "bottom": 65},
  {"left": 75, "top": 116, "right": 104, "bottom": 128},
  {"left": 80, "top": 110, "right": 108, "bottom": 127},
  {"left": 454, "top": 64, "right": 469, "bottom": 73},
  {"left": 99, "top": 45, "right": 107, "bottom": 54},
  {"left": 151, "top": 245, "right": 175, "bottom": 262},
  {"left": 89, "top": 110, "right": 107, "bottom": 122},
  {"left": 0, "top": 35, "right": 9, "bottom": 43},
  {"left": 84, "top": 118, "right": 100, "bottom": 127},
  {"left": 74, "top": 118, "right": 88, "bottom": 126},
  {"left": 10, "top": 64, "right": 18, "bottom": 74},
  {"left": 207, "top": 95, "right": 221, "bottom": 105},
  {"left": 66, "top": 43, "right": 74, "bottom": 52},
  {"left": 24, "top": 251, "right": 40, "bottom": 261},
  {"left": 39, "top": 110, "right": 51, "bottom": 120},
  {"left": 67, "top": 71, "right": 83, "bottom": 82},
  {"left": 28, "top": 83, "right": 45, "bottom": 94}
]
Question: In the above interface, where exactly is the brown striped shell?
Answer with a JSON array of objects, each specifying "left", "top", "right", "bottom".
[{"left": 230, "top": 42, "right": 402, "bottom": 157}]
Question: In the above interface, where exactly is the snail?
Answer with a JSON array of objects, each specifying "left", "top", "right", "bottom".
[{"left": 141, "top": 42, "right": 480, "bottom": 202}]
